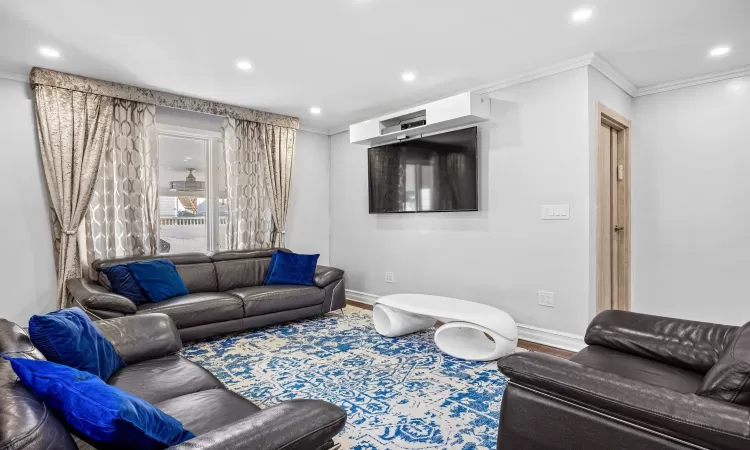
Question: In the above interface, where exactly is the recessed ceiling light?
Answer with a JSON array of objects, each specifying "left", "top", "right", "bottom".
[
  {"left": 310, "top": 107, "right": 322, "bottom": 115},
  {"left": 39, "top": 46, "right": 60, "bottom": 58},
  {"left": 709, "top": 46, "right": 731, "bottom": 58},
  {"left": 236, "top": 60, "right": 253, "bottom": 71},
  {"left": 570, "top": 7, "right": 593, "bottom": 23},
  {"left": 402, "top": 71, "right": 416, "bottom": 82},
  {"left": 184, "top": 157, "right": 192, "bottom": 161}
]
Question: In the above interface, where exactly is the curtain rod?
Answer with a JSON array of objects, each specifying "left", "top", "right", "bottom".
[{"left": 29, "top": 67, "right": 299, "bottom": 129}]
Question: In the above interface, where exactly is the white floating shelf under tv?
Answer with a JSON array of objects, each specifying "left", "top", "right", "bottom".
[{"left": 349, "top": 92, "right": 490, "bottom": 146}]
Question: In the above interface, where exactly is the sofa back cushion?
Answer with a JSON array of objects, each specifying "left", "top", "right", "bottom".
[
  {"left": 585, "top": 310, "right": 738, "bottom": 373},
  {"left": 697, "top": 321, "right": 750, "bottom": 405},
  {"left": 176, "top": 263, "right": 218, "bottom": 293},
  {"left": 214, "top": 258, "right": 271, "bottom": 291}
]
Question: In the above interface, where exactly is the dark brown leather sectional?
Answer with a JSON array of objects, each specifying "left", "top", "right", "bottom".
[
  {"left": 0, "top": 313, "right": 346, "bottom": 449},
  {"left": 498, "top": 310, "right": 750, "bottom": 450},
  {"left": 67, "top": 249, "right": 346, "bottom": 341}
]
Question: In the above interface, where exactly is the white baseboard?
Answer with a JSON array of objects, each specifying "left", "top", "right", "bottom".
[
  {"left": 516, "top": 324, "right": 586, "bottom": 352},
  {"left": 346, "top": 289, "right": 378, "bottom": 305},
  {"left": 345, "top": 289, "right": 586, "bottom": 352}
]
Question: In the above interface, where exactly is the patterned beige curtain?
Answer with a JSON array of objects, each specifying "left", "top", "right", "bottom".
[
  {"left": 261, "top": 124, "right": 296, "bottom": 247},
  {"left": 34, "top": 85, "right": 114, "bottom": 307},
  {"left": 81, "top": 100, "right": 158, "bottom": 268},
  {"left": 222, "top": 118, "right": 273, "bottom": 250}
]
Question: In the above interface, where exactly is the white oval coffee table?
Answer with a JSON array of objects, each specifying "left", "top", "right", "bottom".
[{"left": 372, "top": 294, "right": 518, "bottom": 361}]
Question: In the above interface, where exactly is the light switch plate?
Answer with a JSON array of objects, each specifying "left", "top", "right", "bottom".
[
  {"left": 542, "top": 205, "right": 570, "bottom": 220},
  {"left": 384, "top": 272, "right": 395, "bottom": 283}
]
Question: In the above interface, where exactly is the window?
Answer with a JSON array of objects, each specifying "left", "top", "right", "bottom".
[{"left": 157, "top": 126, "right": 225, "bottom": 253}]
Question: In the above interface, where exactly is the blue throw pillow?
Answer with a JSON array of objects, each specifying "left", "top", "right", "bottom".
[
  {"left": 264, "top": 251, "right": 320, "bottom": 286},
  {"left": 102, "top": 264, "right": 148, "bottom": 304},
  {"left": 28, "top": 308, "right": 124, "bottom": 381},
  {"left": 128, "top": 260, "right": 188, "bottom": 302},
  {"left": 4, "top": 357, "right": 194, "bottom": 450}
]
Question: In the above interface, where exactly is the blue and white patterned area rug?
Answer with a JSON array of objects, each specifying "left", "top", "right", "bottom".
[{"left": 181, "top": 306, "right": 510, "bottom": 450}]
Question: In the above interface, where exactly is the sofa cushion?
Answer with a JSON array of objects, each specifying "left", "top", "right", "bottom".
[
  {"left": 175, "top": 263, "right": 218, "bottom": 293},
  {"left": 101, "top": 265, "right": 148, "bottom": 304},
  {"left": 154, "top": 389, "right": 260, "bottom": 436},
  {"left": 108, "top": 355, "right": 223, "bottom": 404},
  {"left": 227, "top": 285, "right": 325, "bottom": 317},
  {"left": 571, "top": 345, "right": 703, "bottom": 393},
  {"left": 136, "top": 293, "right": 243, "bottom": 328},
  {"left": 5, "top": 357, "right": 194, "bottom": 449},
  {"left": 214, "top": 258, "right": 271, "bottom": 291},
  {"left": 128, "top": 260, "right": 189, "bottom": 302},
  {"left": 264, "top": 251, "right": 319, "bottom": 286},
  {"left": 28, "top": 308, "right": 125, "bottom": 381},
  {"left": 697, "top": 321, "right": 750, "bottom": 405}
]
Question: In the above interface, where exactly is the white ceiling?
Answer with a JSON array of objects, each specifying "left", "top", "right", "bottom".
[{"left": 1, "top": 0, "right": 749, "bottom": 132}]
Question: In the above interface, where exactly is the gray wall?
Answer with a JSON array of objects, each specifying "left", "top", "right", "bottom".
[
  {"left": 0, "top": 78, "right": 58, "bottom": 324},
  {"left": 632, "top": 76, "right": 750, "bottom": 325},
  {"left": 285, "top": 129, "right": 331, "bottom": 264},
  {"left": 330, "top": 68, "right": 593, "bottom": 335}
]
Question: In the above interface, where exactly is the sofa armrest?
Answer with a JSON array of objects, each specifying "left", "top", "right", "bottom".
[
  {"left": 585, "top": 310, "right": 737, "bottom": 372},
  {"left": 67, "top": 278, "right": 137, "bottom": 316},
  {"left": 170, "top": 399, "right": 346, "bottom": 450},
  {"left": 313, "top": 266, "right": 344, "bottom": 288},
  {"left": 94, "top": 314, "right": 182, "bottom": 364},
  {"left": 499, "top": 352, "right": 750, "bottom": 450}
]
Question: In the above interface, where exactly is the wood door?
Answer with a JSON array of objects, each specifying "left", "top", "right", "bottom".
[{"left": 596, "top": 104, "right": 631, "bottom": 312}]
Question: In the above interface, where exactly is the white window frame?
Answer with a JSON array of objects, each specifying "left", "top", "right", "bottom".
[{"left": 156, "top": 123, "right": 223, "bottom": 252}]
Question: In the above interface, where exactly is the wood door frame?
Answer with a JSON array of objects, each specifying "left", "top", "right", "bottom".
[{"left": 595, "top": 102, "right": 632, "bottom": 312}]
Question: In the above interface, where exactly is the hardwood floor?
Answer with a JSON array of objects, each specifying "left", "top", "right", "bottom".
[{"left": 345, "top": 299, "right": 574, "bottom": 359}]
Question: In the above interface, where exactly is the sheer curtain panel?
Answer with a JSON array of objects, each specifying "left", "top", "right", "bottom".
[{"left": 82, "top": 100, "right": 159, "bottom": 269}]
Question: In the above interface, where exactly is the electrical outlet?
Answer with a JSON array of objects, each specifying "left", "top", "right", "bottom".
[
  {"left": 538, "top": 290, "right": 554, "bottom": 307},
  {"left": 384, "top": 272, "right": 395, "bottom": 283}
]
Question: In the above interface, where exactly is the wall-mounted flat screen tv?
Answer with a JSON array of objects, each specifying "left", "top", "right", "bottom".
[{"left": 368, "top": 127, "right": 478, "bottom": 213}]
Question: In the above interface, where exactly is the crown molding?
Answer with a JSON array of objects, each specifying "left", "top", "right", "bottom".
[
  {"left": 635, "top": 65, "right": 750, "bottom": 97},
  {"left": 0, "top": 71, "right": 29, "bottom": 83},
  {"left": 474, "top": 53, "right": 597, "bottom": 95},
  {"left": 298, "top": 124, "right": 332, "bottom": 135},
  {"left": 589, "top": 54, "right": 638, "bottom": 96},
  {"left": 328, "top": 125, "right": 350, "bottom": 136}
]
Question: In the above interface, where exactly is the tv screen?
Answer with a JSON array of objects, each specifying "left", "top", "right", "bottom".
[{"left": 368, "top": 127, "right": 478, "bottom": 213}]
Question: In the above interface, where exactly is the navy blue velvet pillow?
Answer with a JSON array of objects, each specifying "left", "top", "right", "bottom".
[
  {"left": 102, "top": 264, "right": 148, "bottom": 305},
  {"left": 128, "top": 260, "right": 188, "bottom": 302},
  {"left": 264, "top": 251, "right": 320, "bottom": 286},
  {"left": 5, "top": 357, "right": 194, "bottom": 450},
  {"left": 28, "top": 308, "right": 125, "bottom": 381}
]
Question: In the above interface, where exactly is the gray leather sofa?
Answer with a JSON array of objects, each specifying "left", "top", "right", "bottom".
[
  {"left": 497, "top": 310, "right": 750, "bottom": 450},
  {"left": 67, "top": 249, "right": 346, "bottom": 341},
  {"left": 0, "top": 313, "right": 346, "bottom": 449}
]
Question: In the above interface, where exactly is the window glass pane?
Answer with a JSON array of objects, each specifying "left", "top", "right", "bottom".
[{"left": 158, "top": 134, "right": 208, "bottom": 253}]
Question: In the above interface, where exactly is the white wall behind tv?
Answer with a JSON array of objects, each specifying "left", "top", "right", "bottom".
[
  {"left": 0, "top": 78, "right": 58, "bottom": 324},
  {"left": 631, "top": 76, "right": 750, "bottom": 325},
  {"left": 330, "top": 68, "right": 593, "bottom": 336}
]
